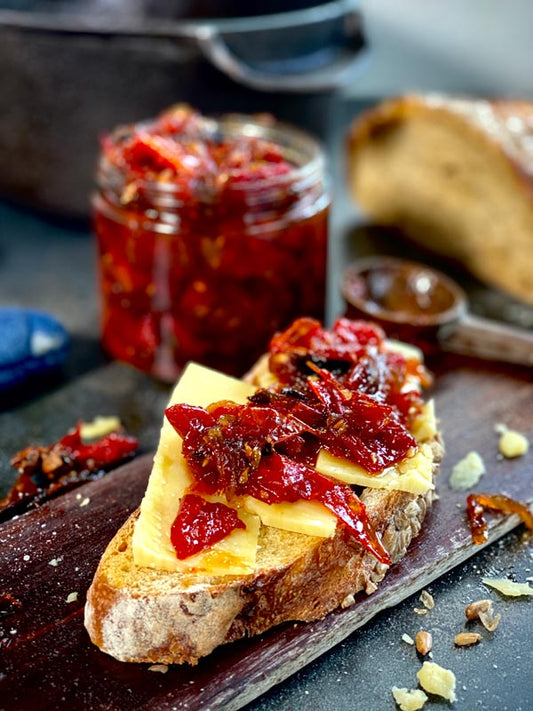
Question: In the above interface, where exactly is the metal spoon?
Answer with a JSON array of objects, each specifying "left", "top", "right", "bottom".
[{"left": 341, "top": 257, "right": 533, "bottom": 366}]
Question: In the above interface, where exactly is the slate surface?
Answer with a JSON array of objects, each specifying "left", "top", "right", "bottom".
[{"left": 1, "top": 99, "right": 533, "bottom": 710}]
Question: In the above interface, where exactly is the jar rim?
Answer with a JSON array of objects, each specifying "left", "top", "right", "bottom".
[{"left": 98, "top": 111, "right": 326, "bottom": 197}]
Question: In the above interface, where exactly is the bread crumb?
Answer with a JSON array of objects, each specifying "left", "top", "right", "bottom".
[
  {"left": 341, "top": 594, "right": 356, "bottom": 608},
  {"left": 482, "top": 577, "right": 533, "bottom": 596},
  {"left": 79, "top": 497, "right": 90, "bottom": 508},
  {"left": 148, "top": 664, "right": 168, "bottom": 674},
  {"left": 449, "top": 451, "right": 485, "bottom": 490},
  {"left": 419, "top": 590, "right": 435, "bottom": 610},
  {"left": 392, "top": 686, "right": 428, "bottom": 711},
  {"left": 402, "top": 633, "right": 415, "bottom": 645},
  {"left": 23, "top": 554, "right": 30, "bottom": 561},
  {"left": 66, "top": 592, "right": 78, "bottom": 603},
  {"left": 48, "top": 558, "right": 60, "bottom": 567},
  {"left": 417, "top": 661, "right": 457, "bottom": 702},
  {"left": 365, "top": 581, "right": 378, "bottom": 594},
  {"left": 497, "top": 427, "right": 529, "bottom": 458},
  {"left": 413, "top": 607, "right": 428, "bottom": 616}
]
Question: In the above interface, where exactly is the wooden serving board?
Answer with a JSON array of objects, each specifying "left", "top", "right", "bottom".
[{"left": 1, "top": 355, "right": 532, "bottom": 711}]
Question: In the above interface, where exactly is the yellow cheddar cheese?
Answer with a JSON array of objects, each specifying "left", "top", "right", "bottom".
[
  {"left": 132, "top": 363, "right": 260, "bottom": 575},
  {"left": 244, "top": 497, "right": 337, "bottom": 538},
  {"left": 133, "top": 363, "right": 436, "bottom": 575}
]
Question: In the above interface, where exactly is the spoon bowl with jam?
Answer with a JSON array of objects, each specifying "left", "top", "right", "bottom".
[{"left": 342, "top": 256, "right": 533, "bottom": 366}]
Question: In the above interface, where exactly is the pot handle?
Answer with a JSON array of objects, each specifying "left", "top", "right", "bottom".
[{"left": 194, "top": 10, "right": 367, "bottom": 93}]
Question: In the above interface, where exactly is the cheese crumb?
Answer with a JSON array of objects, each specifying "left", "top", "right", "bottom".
[
  {"left": 23, "top": 554, "right": 30, "bottom": 561},
  {"left": 413, "top": 607, "right": 428, "bottom": 616},
  {"left": 419, "top": 590, "right": 435, "bottom": 610},
  {"left": 402, "top": 633, "right": 415, "bottom": 645},
  {"left": 449, "top": 451, "right": 485, "bottom": 490},
  {"left": 148, "top": 664, "right": 169, "bottom": 674},
  {"left": 497, "top": 427, "right": 529, "bottom": 458},
  {"left": 392, "top": 687, "right": 428, "bottom": 711},
  {"left": 79, "top": 497, "right": 91, "bottom": 508},
  {"left": 417, "top": 661, "right": 457, "bottom": 702},
  {"left": 66, "top": 592, "right": 78, "bottom": 603},
  {"left": 80, "top": 415, "right": 121, "bottom": 441},
  {"left": 48, "top": 558, "right": 59, "bottom": 567},
  {"left": 482, "top": 577, "right": 533, "bottom": 597}
]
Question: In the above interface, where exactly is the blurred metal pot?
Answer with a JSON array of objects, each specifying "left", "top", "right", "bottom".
[{"left": 0, "top": 0, "right": 367, "bottom": 216}]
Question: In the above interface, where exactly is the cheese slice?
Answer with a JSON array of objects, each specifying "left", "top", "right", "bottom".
[
  {"left": 316, "top": 443, "right": 434, "bottom": 495},
  {"left": 132, "top": 362, "right": 260, "bottom": 575},
  {"left": 133, "top": 363, "right": 436, "bottom": 575},
  {"left": 315, "top": 401, "right": 437, "bottom": 495},
  {"left": 132, "top": 362, "right": 338, "bottom": 575},
  {"left": 412, "top": 400, "right": 437, "bottom": 443},
  {"left": 244, "top": 497, "right": 336, "bottom": 538}
]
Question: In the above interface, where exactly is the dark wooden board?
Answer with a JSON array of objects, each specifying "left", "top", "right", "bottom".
[{"left": 1, "top": 355, "right": 532, "bottom": 711}]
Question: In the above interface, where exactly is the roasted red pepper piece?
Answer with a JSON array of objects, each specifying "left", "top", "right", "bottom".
[
  {"left": 165, "top": 401, "right": 312, "bottom": 496},
  {"left": 307, "top": 365, "right": 417, "bottom": 473},
  {"left": 2, "top": 424, "right": 139, "bottom": 520},
  {"left": 171, "top": 494, "right": 245, "bottom": 559},
  {"left": 467, "top": 492, "right": 533, "bottom": 544},
  {"left": 166, "top": 399, "right": 391, "bottom": 564},
  {"left": 245, "top": 452, "right": 391, "bottom": 565}
]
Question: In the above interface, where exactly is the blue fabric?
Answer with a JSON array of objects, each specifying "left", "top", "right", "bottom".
[{"left": 0, "top": 307, "right": 70, "bottom": 389}]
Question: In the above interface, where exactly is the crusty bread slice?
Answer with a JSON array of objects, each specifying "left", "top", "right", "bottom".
[
  {"left": 84, "top": 445, "right": 441, "bottom": 665},
  {"left": 84, "top": 361, "right": 443, "bottom": 665},
  {"left": 347, "top": 94, "right": 533, "bottom": 304}
]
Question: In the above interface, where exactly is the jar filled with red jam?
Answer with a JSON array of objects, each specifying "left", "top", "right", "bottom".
[{"left": 93, "top": 105, "right": 329, "bottom": 380}]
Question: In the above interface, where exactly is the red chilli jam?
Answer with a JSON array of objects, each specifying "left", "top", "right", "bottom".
[{"left": 93, "top": 105, "right": 329, "bottom": 380}]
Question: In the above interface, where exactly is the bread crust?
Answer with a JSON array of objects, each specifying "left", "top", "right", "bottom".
[
  {"left": 84, "top": 430, "right": 443, "bottom": 665},
  {"left": 347, "top": 94, "right": 533, "bottom": 304}
]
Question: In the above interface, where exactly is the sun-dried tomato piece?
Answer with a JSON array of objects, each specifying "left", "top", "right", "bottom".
[
  {"left": 467, "top": 492, "right": 533, "bottom": 544},
  {"left": 171, "top": 494, "right": 245, "bottom": 559},
  {"left": 268, "top": 317, "right": 426, "bottom": 428},
  {"left": 307, "top": 365, "right": 417, "bottom": 472},
  {"left": 166, "top": 401, "right": 312, "bottom": 496},
  {"left": 245, "top": 451, "right": 391, "bottom": 565},
  {"left": 1, "top": 424, "right": 138, "bottom": 520}
]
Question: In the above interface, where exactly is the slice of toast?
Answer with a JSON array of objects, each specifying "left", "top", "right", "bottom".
[
  {"left": 347, "top": 94, "right": 533, "bottom": 304},
  {"left": 84, "top": 336, "right": 443, "bottom": 665}
]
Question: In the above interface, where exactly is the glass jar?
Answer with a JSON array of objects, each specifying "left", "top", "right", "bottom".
[{"left": 93, "top": 108, "right": 329, "bottom": 380}]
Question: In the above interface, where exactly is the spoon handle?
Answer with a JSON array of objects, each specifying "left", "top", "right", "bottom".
[{"left": 439, "top": 313, "right": 533, "bottom": 366}]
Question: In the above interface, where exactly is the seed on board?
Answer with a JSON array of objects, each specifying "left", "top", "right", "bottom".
[
  {"left": 465, "top": 599, "right": 501, "bottom": 632},
  {"left": 454, "top": 632, "right": 482, "bottom": 646},
  {"left": 465, "top": 599, "right": 490, "bottom": 620},
  {"left": 415, "top": 630, "right": 433, "bottom": 655}
]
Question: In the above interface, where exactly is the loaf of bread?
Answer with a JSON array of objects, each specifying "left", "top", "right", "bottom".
[
  {"left": 347, "top": 94, "right": 533, "bottom": 304},
  {"left": 84, "top": 321, "right": 443, "bottom": 665}
]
